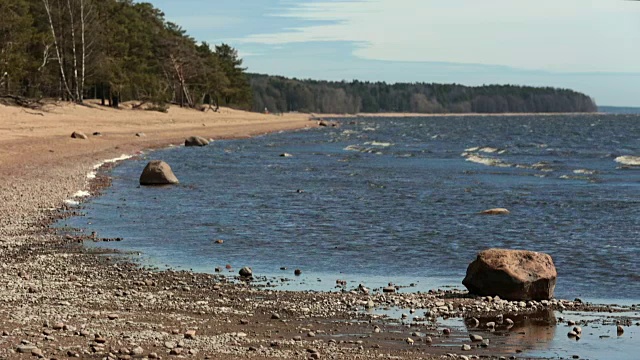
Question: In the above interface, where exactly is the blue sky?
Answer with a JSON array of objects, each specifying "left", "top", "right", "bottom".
[{"left": 150, "top": 0, "right": 640, "bottom": 106}]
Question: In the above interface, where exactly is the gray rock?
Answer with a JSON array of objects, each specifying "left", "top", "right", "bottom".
[
  {"left": 239, "top": 267, "right": 253, "bottom": 277},
  {"left": 139, "top": 160, "right": 179, "bottom": 185},
  {"left": 470, "top": 334, "right": 483, "bottom": 342},
  {"left": 71, "top": 131, "right": 88, "bottom": 139}
]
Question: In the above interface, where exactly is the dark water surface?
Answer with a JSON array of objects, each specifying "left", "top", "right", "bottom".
[{"left": 61, "top": 115, "right": 640, "bottom": 301}]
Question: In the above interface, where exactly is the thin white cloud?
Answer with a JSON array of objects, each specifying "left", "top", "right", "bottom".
[{"left": 240, "top": 0, "right": 640, "bottom": 73}]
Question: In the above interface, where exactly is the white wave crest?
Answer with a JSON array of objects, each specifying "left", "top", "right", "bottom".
[
  {"left": 574, "top": 169, "right": 596, "bottom": 175},
  {"left": 364, "top": 141, "right": 393, "bottom": 147},
  {"left": 615, "top": 156, "right": 640, "bottom": 166},
  {"left": 464, "top": 154, "right": 511, "bottom": 168}
]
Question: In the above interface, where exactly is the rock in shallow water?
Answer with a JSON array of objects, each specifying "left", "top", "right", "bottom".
[
  {"left": 139, "top": 160, "right": 179, "bottom": 186},
  {"left": 185, "top": 136, "right": 209, "bottom": 147},
  {"left": 462, "top": 248, "right": 557, "bottom": 301}
]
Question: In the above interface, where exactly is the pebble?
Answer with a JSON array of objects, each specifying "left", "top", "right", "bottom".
[
  {"left": 470, "top": 334, "right": 483, "bottom": 342},
  {"left": 442, "top": 328, "right": 451, "bottom": 335},
  {"left": 462, "top": 344, "right": 472, "bottom": 351},
  {"left": 405, "top": 337, "right": 414, "bottom": 345},
  {"left": 107, "top": 314, "right": 119, "bottom": 320},
  {"left": 16, "top": 345, "right": 38, "bottom": 354},
  {"left": 184, "top": 330, "right": 197, "bottom": 339},
  {"left": 617, "top": 325, "right": 624, "bottom": 335}
]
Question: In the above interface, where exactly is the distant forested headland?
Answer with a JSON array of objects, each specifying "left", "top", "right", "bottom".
[
  {"left": 250, "top": 74, "right": 598, "bottom": 114},
  {"left": 0, "top": 0, "right": 251, "bottom": 109}
]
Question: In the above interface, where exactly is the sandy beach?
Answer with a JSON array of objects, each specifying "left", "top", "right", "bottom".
[{"left": 0, "top": 103, "right": 636, "bottom": 360}]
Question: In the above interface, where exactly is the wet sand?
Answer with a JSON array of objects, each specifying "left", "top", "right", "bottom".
[{"left": 0, "top": 102, "right": 637, "bottom": 359}]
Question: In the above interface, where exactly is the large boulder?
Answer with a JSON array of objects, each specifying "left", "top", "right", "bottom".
[
  {"left": 139, "top": 160, "right": 179, "bottom": 186},
  {"left": 462, "top": 248, "right": 557, "bottom": 301},
  {"left": 185, "top": 136, "right": 209, "bottom": 147}
]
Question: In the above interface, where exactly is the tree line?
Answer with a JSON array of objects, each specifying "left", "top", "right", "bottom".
[
  {"left": 250, "top": 74, "right": 598, "bottom": 114},
  {"left": 0, "top": 0, "right": 251, "bottom": 110}
]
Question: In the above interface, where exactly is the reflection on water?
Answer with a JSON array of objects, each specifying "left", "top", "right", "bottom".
[{"left": 466, "top": 310, "right": 557, "bottom": 354}]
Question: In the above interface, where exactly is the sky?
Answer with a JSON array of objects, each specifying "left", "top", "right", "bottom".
[{"left": 150, "top": 0, "right": 640, "bottom": 107}]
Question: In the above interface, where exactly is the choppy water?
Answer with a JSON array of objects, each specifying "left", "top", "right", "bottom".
[{"left": 61, "top": 115, "right": 640, "bottom": 301}]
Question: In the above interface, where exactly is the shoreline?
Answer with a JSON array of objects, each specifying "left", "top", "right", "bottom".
[
  {"left": 312, "top": 111, "right": 607, "bottom": 119},
  {"left": 1, "top": 103, "right": 638, "bottom": 359}
]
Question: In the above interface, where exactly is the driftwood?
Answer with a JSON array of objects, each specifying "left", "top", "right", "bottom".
[{"left": 0, "top": 95, "right": 47, "bottom": 110}]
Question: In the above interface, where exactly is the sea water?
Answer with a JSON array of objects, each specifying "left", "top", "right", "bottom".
[{"left": 60, "top": 115, "right": 640, "bottom": 302}]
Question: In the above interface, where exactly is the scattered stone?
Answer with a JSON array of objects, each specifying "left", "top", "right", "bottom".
[
  {"left": 107, "top": 314, "right": 119, "bottom": 320},
  {"left": 383, "top": 286, "right": 396, "bottom": 293},
  {"left": 131, "top": 346, "right": 144, "bottom": 356},
  {"left": 470, "top": 334, "right": 483, "bottom": 342},
  {"left": 71, "top": 131, "right": 88, "bottom": 139},
  {"left": 16, "top": 345, "right": 37, "bottom": 354},
  {"left": 280, "top": 153, "right": 293, "bottom": 157},
  {"left": 405, "top": 338, "right": 414, "bottom": 345},
  {"left": 139, "top": 160, "right": 179, "bottom": 185},
  {"left": 442, "top": 328, "right": 451, "bottom": 335},
  {"left": 617, "top": 325, "right": 624, "bottom": 335},
  {"left": 462, "top": 248, "right": 557, "bottom": 301},
  {"left": 573, "top": 326, "right": 582, "bottom": 334},
  {"left": 184, "top": 330, "right": 196, "bottom": 339},
  {"left": 135, "top": 132, "right": 146, "bottom": 137},
  {"left": 294, "top": 269, "right": 302, "bottom": 276},
  {"left": 271, "top": 313, "right": 281, "bottom": 320},
  {"left": 462, "top": 344, "right": 472, "bottom": 351}
]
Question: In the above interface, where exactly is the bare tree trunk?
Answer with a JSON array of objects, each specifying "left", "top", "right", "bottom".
[
  {"left": 79, "top": 0, "right": 88, "bottom": 102},
  {"left": 170, "top": 54, "right": 194, "bottom": 107},
  {"left": 42, "top": 0, "right": 74, "bottom": 101},
  {"left": 66, "top": 0, "right": 80, "bottom": 102}
]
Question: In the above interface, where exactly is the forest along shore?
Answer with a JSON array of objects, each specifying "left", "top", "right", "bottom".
[{"left": 0, "top": 103, "right": 637, "bottom": 360}]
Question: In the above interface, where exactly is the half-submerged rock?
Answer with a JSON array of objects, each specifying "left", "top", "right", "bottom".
[
  {"left": 139, "top": 160, "right": 179, "bottom": 186},
  {"left": 185, "top": 136, "right": 209, "bottom": 147},
  {"left": 462, "top": 248, "right": 557, "bottom": 301},
  {"left": 481, "top": 208, "right": 510, "bottom": 215}
]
